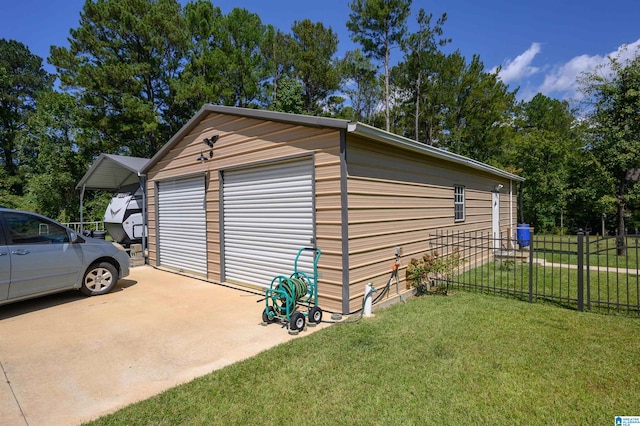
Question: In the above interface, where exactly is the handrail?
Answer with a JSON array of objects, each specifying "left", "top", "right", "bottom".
[{"left": 63, "top": 221, "right": 105, "bottom": 232}]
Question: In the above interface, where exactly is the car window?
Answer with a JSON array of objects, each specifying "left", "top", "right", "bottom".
[{"left": 4, "top": 212, "right": 70, "bottom": 245}]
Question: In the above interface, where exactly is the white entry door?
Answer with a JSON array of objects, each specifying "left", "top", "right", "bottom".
[{"left": 492, "top": 191, "right": 500, "bottom": 249}]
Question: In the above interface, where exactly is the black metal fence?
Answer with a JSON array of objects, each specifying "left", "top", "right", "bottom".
[{"left": 425, "top": 230, "right": 640, "bottom": 316}]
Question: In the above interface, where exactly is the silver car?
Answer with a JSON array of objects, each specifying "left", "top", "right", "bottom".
[{"left": 0, "top": 208, "right": 130, "bottom": 306}]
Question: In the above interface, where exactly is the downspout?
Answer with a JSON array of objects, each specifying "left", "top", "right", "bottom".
[
  {"left": 340, "top": 129, "right": 350, "bottom": 314},
  {"left": 518, "top": 180, "right": 525, "bottom": 223}
]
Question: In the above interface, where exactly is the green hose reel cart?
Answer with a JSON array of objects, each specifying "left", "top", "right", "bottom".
[{"left": 262, "top": 247, "right": 322, "bottom": 332}]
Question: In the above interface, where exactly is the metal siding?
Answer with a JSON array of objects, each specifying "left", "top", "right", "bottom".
[
  {"left": 145, "top": 111, "right": 343, "bottom": 312},
  {"left": 223, "top": 158, "right": 314, "bottom": 288},
  {"left": 345, "top": 135, "right": 514, "bottom": 311},
  {"left": 157, "top": 176, "right": 207, "bottom": 275}
]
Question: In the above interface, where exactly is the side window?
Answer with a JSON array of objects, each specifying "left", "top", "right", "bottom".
[
  {"left": 0, "top": 220, "right": 6, "bottom": 245},
  {"left": 4, "top": 212, "right": 70, "bottom": 245},
  {"left": 454, "top": 185, "right": 465, "bottom": 222}
]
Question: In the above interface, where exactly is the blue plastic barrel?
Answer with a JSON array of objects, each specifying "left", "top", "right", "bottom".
[{"left": 516, "top": 224, "right": 531, "bottom": 247}]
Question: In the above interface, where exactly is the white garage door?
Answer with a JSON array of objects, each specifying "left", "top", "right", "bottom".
[
  {"left": 223, "top": 158, "right": 315, "bottom": 288},
  {"left": 157, "top": 176, "right": 207, "bottom": 275}
]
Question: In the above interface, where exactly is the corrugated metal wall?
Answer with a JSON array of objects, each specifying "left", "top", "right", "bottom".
[
  {"left": 157, "top": 176, "right": 207, "bottom": 275},
  {"left": 344, "top": 135, "right": 515, "bottom": 312},
  {"left": 146, "top": 110, "right": 518, "bottom": 314},
  {"left": 145, "top": 113, "right": 344, "bottom": 312},
  {"left": 222, "top": 158, "right": 314, "bottom": 287}
]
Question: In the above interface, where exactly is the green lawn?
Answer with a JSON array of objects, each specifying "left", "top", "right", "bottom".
[
  {"left": 88, "top": 292, "right": 640, "bottom": 425},
  {"left": 532, "top": 235, "right": 639, "bottom": 270},
  {"left": 457, "top": 260, "right": 639, "bottom": 314}
]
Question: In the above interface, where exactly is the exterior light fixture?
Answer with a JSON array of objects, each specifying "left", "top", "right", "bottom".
[
  {"left": 494, "top": 184, "right": 504, "bottom": 192},
  {"left": 197, "top": 134, "right": 219, "bottom": 162},
  {"left": 203, "top": 134, "right": 219, "bottom": 148}
]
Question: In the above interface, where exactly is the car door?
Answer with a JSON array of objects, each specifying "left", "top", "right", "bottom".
[
  {"left": 0, "top": 220, "right": 9, "bottom": 301},
  {"left": 2, "top": 212, "right": 84, "bottom": 300}
]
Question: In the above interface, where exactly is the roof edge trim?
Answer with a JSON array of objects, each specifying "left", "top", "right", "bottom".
[
  {"left": 141, "top": 104, "right": 351, "bottom": 174},
  {"left": 348, "top": 123, "right": 524, "bottom": 182}
]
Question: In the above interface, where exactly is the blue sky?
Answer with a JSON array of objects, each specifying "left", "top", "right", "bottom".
[{"left": 2, "top": 0, "right": 639, "bottom": 102}]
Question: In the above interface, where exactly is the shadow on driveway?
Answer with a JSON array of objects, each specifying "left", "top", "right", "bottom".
[{"left": 0, "top": 279, "right": 138, "bottom": 320}]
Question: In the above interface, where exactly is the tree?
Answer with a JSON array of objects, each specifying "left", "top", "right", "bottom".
[
  {"left": 16, "top": 91, "right": 87, "bottom": 220},
  {"left": 269, "top": 78, "right": 304, "bottom": 114},
  {"left": 0, "top": 39, "right": 52, "bottom": 191},
  {"left": 442, "top": 53, "right": 516, "bottom": 164},
  {"left": 50, "top": 0, "right": 190, "bottom": 158},
  {"left": 177, "top": 0, "right": 224, "bottom": 112},
  {"left": 291, "top": 19, "right": 340, "bottom": 114},
  {"left": 340, "top": 49, "right": 382, "bottom": 123},
  {"left": 215, "top": 8, "right": 272, "bottom": 107},
  {"left": 392, "top": 9, "right": 450, "bottom": 143},
  {"left": 263, "top": 26, "right": 296, "bottom": 106},
  {"left": 509, "top": 94, "right": 581, "bottom": 233},
  {"left": 579, "top": 52, "right": 640, "bottom": 253},
  {"left": 347, "top": 0, "right": 412, "bottom": 131}
]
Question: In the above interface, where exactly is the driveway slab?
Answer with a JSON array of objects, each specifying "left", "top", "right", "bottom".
[{"left": 0, "top": 266, "right": 327, "bottom": 425}]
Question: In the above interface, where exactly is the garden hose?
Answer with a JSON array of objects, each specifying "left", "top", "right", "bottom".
[
  {"left": 281, "top": 277, "right": 308, "bottom": 303},
  {"left": 266, "top": 276, "right": 309, "bottom": 316}
]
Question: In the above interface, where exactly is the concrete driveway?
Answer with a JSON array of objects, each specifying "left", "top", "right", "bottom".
[{"left": 0, "top": 266, "right": 327, "bottom": 425}]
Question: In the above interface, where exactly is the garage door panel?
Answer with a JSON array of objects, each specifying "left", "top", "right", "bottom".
[
  {"left": 223, "top": 159, "right": 314, "bottom": 288},
  {"left": 225, "top": 200, "right": 312, "bottom": 207},
  {"left": 158, "top": 176, "right": 207, "bottom": 275},
  {"left": 224, "top": 260, "right": 314, "bottom": 284},
  {"left": 224, "top": 232, "right": 313, "bottom": 244}
]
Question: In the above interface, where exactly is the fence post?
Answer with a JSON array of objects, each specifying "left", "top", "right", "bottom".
[
  {"left": 528, "top": 228, "right": 534, "bottom": 303},
  {"left": 585, "top": 231, "right": 591, "bottom": 311},
  {"left": 577, "top": 230, "right": 584, "bottom": 312}
]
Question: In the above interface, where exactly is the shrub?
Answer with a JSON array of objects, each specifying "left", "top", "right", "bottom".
[{"left": 406, "top": 249, "right": 464, "bottom": 295}]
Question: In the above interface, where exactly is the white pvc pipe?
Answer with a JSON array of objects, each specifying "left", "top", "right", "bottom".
[{"left": 363, "top": 283, "right": 374, "bottom": 317}]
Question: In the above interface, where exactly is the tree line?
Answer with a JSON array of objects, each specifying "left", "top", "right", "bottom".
[{"left": 0, "top": 0, "right": 638, "bottom": 239}]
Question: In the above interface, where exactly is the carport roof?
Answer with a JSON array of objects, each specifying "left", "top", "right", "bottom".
[
  {"left": 76, "top": 154, "right": 149, "bottom": 190},
  {"left": 141, "top": 104, "right": 524, "bottom": 182}
]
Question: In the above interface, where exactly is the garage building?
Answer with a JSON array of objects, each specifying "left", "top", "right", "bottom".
[{"left": 141, "top": 105, "right": 524, "bottom": 314}]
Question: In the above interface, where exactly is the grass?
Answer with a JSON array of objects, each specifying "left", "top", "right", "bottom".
[
  {"left": 88, "top": 292, "right": 640, "bottom": 425},
  {"left": 457, "top": 260, "right": 640, "bottom": 314},
  {"left": 532, "top": 234, "right": 639, "bottom": 270}
]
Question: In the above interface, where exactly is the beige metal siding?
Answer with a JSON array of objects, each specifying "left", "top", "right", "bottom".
[
  {"left": 146, "top": 113, "right": 343, "bottom": 312},
  {"left": 345, "top": 135, "right": 516, "bottom": 312}
]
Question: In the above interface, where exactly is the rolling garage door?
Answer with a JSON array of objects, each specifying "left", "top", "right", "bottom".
[
  {"left": 222, "top": 158, "right": 315, "bottom": 288},
  {"left": 157, "top": 176, "right": 207, "bottom": 275}
]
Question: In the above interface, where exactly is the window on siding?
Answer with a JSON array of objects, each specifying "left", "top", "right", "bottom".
[{"left": 454, "top": 185, "right": 465, "bottom": 222}]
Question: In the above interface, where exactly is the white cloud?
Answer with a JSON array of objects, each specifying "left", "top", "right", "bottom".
[
  {"left": 538, "top": 39, "right": 640, "bottom": 99},
  {"left": 493, "top": 43, "right": 542, "bottom": 84}
]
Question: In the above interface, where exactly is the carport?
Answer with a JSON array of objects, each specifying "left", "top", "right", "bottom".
[{"left": 76, "top": 154, "right": 149, "bottom": 254}]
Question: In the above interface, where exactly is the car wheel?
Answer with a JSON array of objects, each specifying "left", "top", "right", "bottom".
[{"left": 80, "top": 262, "right": 118, "bottom": 296}]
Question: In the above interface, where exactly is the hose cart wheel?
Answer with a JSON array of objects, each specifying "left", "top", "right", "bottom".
[
  {"left": 308, "top": 306, "right": 323, "bottom": 324},
  {"left": 290, "top": 311, "right": 306, "bottom": 331},
  {"left": 262, "top": 306, "right": 276, "bottom": 324}
]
